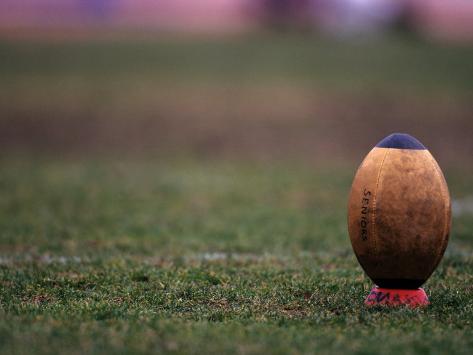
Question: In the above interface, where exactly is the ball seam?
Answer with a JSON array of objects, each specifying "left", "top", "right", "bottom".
[{"left": 372, "top": 148, "right": 390, "bottom": 259}]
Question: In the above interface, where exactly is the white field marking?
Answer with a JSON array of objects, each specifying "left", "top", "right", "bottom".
[
  {"left": 0, "top": 251, "right": 348, "bottom": 266},
  {"left": 183, "top": 252, "right": 310, "bottom": 263},
  {"left": 0, "top": 255, "right": 86, "bottom": 265},
  {"left": 452, "top": 196, "right": 473, "bottom": 217},
  {"left": 193, "top": 252, "right": 228, "bottom": 262},
  {"left": 444, "top": 244, "right": 473, "bottom": 258},
  {"left": 0, "top": 253, "right": 285, "bottom": 266},
  {"left": 0, "top": 252, "right": 298, "bottom": 266}
]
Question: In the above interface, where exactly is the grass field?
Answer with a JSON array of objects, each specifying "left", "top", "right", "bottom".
[{"left": 1, "top": 34, "right": 473, "bottom": 354}]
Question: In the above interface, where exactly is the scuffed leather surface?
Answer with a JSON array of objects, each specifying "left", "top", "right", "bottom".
[{"left": 348, "top": 147, "right": 451, "bottom": 289}]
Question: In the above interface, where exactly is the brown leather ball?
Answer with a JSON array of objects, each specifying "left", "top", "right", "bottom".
[{"left": 347, "top": 133, "right": 451, "bottom": 289}]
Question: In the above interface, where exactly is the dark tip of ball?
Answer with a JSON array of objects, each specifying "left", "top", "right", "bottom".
[
  {"left": 375, "top": 133, "right": 426, "bottom": 150},
  {"left": 373, "top": 278, "right": 425, "bottom": 289}
]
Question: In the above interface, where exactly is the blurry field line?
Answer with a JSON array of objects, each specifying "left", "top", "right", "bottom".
[
  {"left": 0, "top": 252, "right": 334, "bottom": 267},
  {"left": 0, "top": 246, "right": 471, "bottom": 266},
  {"left": 453, "top": 196, "right": 473, "bottom": 217}
]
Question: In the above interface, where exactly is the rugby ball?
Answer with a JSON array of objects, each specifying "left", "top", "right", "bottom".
[{"left": 348, "top": 133, "right": 451, "bottom": 289}]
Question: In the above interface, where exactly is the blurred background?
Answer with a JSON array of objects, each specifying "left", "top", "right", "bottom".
[
  {"left": 1, "top": 4, "right": 473, "bottom": 353},
  {"left": 1, "top": 0, "right": 473, "bottom": 163},
  {"left": 0, "top": 0, "right": 472, "bottom": 257}
]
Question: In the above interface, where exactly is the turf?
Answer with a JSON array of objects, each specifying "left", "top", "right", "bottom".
[
  {"left": 1, "top": 159, "right": 473, "bottom": 354},
  {"left": 1, "top": 34, "right": 473, "bottom": 354}
]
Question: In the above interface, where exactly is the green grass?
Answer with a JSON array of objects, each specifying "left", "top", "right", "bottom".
[
  {"left": 1, "top": 159, "right": 473, "bottom": 354},
  {"left": 1, "top": 34, "right": 473, "bottom": 95},
  {"left": 1, "top": 34, "right": 473, "bottom": 354}
]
